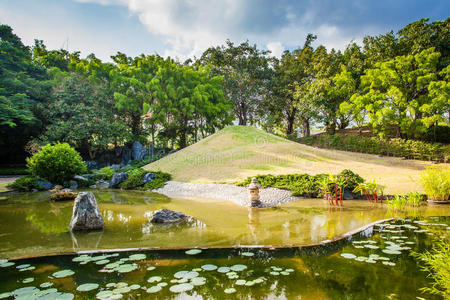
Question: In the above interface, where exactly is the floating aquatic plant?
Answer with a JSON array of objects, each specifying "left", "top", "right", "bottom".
[
  {"left": 201, "top": 264, "right": 217, "bottom": 271},
  {"left": 76, "top": 283, "right": 99, "bottom": 292},
  {"left": 185, "top": 249, "right": 202, "bottom": 255},
  {"left": 169, "top": 283, "right": 194, "bottom": 293},
  {"left": 147, "top": 285, "right": 162, "bottom": 293},
  {"left": 224, "top": 288, "right": 236, "bottom": 294},
  {"left": 52, "top": 269, "right": 75, "bottom": 278},
  {"left": 129, "top": 254, "right": 146, "bottom": 261}
]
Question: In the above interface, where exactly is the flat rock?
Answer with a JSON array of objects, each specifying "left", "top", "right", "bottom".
[
  {"left": 95, "top": 180, "right": 110, "bottom": 189},
  {"left": 69, "top": 192, "right": 105, "bottom": 231},
  {"left": 35, "top": 180, "right": 54, "bottom": 190},
  {"left": 150, "top": 208, "right": 192, "bottom": 223},
  {"left": 109, "top": 172, "right": 128, "bottom": 188}
]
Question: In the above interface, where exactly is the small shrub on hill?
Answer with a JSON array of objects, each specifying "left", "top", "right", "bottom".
[
  {"left": 142, "top": 171, "right": 172, "bottom": 190},
  {"left": 95, "top": 166, "right": 115, "bottom": 180},
  {"left": 26, "top": 143, "right": 87, "bottom": 184},
  {"left": 119, "top": 168, "right": 172, "bottom": 190}
]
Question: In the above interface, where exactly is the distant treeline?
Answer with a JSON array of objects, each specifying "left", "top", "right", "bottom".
[{"left": 0, "top": 18, "right": 448, "bottom": 164}]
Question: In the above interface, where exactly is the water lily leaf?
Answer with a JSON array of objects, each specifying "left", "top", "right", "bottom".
[
  {"left": 148, "top": 276, "right": 162, "bottom": 283},
  {"left": 17, "top": 264, "right": 31, "bottom": 269},
  {"left": 174, "top": 271, "right": 189, "bottom": 278},
  {"left": 382, "top": 249, "right": 402, "bottom": 255},
  {"left": 96, "top": 290, "right": 114, "bottom": 299},
  {"left": 40, "top": 282, "right": 54, "bottom": 288},
  {"left": 147, "top": 286, "right": 162, "bottom": 293},
  {"left": 340, "top": 253, "right": 356, "bottom": 259},
  {"left": 157, "top": 282, "right": 168, "bottom": 287},
  {"left": 190, "top": 277, "right": 206, "bottom": 286},
  {"left": 235, "top": 280, "right": 246, "bottom": 286},
  {"left": 22, "top": 277, "right": 34, "bottom": 283},
  {"left": 201, "top": 264, "right": 217, "bottom": 271},
  {"left": 224, "top": 288, "right": 236, "bottom": 294},
  {"left": 241, "top": 252, "right": 254, "bottom": 257},
  {"left": 0, "top": 262, "right": 14, "bottom": 268},
  {"left": 169, "top": 283, "right": 194, "bottom": 293},
  {"left": 185, "top": 249, "right": 202, "bottom": 255},
  {"left": 147, "top": 266, "right": 156, "bottom": 271},
  {"left": 129, "top": 254, "right": 146, "bottom": 261},
  {"left": 95, "top": 259, "right": 110, "bottom": 265},
  {"left": 113, "top": 287, "right": 131, "bottom": 294},
  {"left": 77, "top": 283, "right": 99, "bottom": 292},
  {"left": 230, "top": 264, "right": 247, "bottom": 272},
  {"left": 129, "top": 284, "right": 140, "bottom": 290},
  {"left": 217, "top": 267, "right": 231, "bottom": 273},
  {"left": 52, "top": 269, "right": 75, "bottom": 278},
  {"left": 270, "top": 271, "right": 280, "bottom": 276},
  {"left": 115, "top": 264, "right": 137, "bottom": 273},
  {"left": 0, "top": 292, "right": 11, "bottom": 299}
]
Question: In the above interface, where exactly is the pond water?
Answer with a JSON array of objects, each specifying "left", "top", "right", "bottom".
[
  {"left": 0, "top": 190, "right": 450, "bottom": 258},
  {"left": 0, "top": 217, "right": 448, "bottom": 299}
]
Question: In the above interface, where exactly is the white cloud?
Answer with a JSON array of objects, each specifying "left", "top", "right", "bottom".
[{"left": 266, "top": 42, "right": 284, "bottom": 58}]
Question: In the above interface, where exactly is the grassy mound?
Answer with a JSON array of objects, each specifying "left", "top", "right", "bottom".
[{"left": 144, "top": 126, "right": 448, "bottom": 194}]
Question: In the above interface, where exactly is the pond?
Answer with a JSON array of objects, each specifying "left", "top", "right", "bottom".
[
  {"left": 0, "top": 217, "right": 448, "bottom": 299},
  {"left": 0, "top": 190, "right": 449, "bottom": 258}
]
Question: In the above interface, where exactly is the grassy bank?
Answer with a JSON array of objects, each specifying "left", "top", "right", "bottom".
[{"left": 144, "top": 126, "right": 449, "bottom": 194}]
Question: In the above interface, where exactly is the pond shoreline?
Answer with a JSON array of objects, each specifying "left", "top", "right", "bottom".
[{"left": 152, "top": 181, "right": 302, "bottom": 207}]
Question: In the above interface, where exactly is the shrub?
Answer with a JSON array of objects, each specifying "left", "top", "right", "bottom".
[
  {"left": 26, "top": 143, "right": 87, "bottom": 184},
  {"left": 336, "top": 169, "right": 364, "bottom": 191},
  {"left": 142, "top": 171, "right": 172, "bottom": 190},
  {"left": 387, "top": 192, "right": 427, "bottom": 209},
  {"left": 420, "top": 166, "right": 450, "bottom": 201},
  {"left": 237, "top": 170, "right": 365, "bottom": 198},
  {"left": 7, "top": 175, "right": 43, "bottom": 191},
  {"left": 95, "top": 166, "right": 115, "bottom": 180},
  {"left": 119, "top": 168, "right": 147, "bottom": 189},
  {"left": 298, "top": 133, "right": 449, "bottom": 162},
  {"left": 412, "top": 240, "right": 450, "bottom": 298}
]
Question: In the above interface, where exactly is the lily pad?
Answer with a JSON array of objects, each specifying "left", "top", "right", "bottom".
[
  {"left": 217, "top": 267, "right": 231, "bottom": 273},
  {"left": 230, "top": 264, "right": 247, "bottom": 272},
  {"left": 129, "top": 254, "right": 146, "bottom": 261},
  {"left": 129, "top": 284, "right": 140, "bottom": 290},
  {"left": 241, "top": 252, "right": 254, "bottom": 257},
  {"left": 340, "top": 253, "right": 357, "bottom": 259},
  {"left": 169, "top": 283, "right": 194, "bottom": 293},
  {"left": 235, "top": 279, "right": 246, "bottom": 286},
  {"left": 174, "top": 271, "right": 189, "bottom": 278},
  {"left": 22, "top": 277, "right": 34, "bottom": 283},
  {"left": 147, "top": 266, "right": 156, "bottom": 271},
  {"left": 17, "top": 264, "right": 31, "bottom": 269},
  {"left": 96, "top": 290, "right": 114, "bottom": 299},
  {"left": 77, "top": 283, "right": 99, "bottom": 292},
  {"left": 40, "top": 282, "right": 54, "bottom": 288},
  {"left": 0, "top": 292, "right": 11, "bottom": 299},
  {"left": 115, "top": 264, "right": 137, "bottom": 273},
  {"left": 190, "top": 277, "right": 206, "bottom": 286},
  {"left": 201, "top": 264, "right": 217, "bottom": 271},
  {"left": 382, "top": 249, "right": 402, "bottom": 255},
  {"left": 157, "top": 282, "right": 168, "bottom": 287},
  {"left": 0, "top": 262, "right": 14, "bottom": 268},
  {"left": 95, "top": 259, "right": 110, "bottom": 265},
  {"left": 185, "top": 249, "right": 202, "bottom": 255},
  {"left": 147, "top": 286, "right": 162, "bottom": 293},
  {"left": 148, "top": 276, "right": 162, "bottom": 283},
  {"left": 224, "top": 288, "right": 236, "bottom": 294},
  {"left": 52, "top": 269, "right": 75, "bottom": 278}
]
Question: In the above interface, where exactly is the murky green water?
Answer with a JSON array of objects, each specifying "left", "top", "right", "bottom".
[
  {"left": 1, "top": 190, "right": 449, "bottom": 258},
  {"left": 0, "top": 217, "right": 448, "bottom": 299}
]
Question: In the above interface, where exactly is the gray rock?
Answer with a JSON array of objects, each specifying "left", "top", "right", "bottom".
[
  {"left": 109, "top": 172, "right": 129, "bottom": 188},
  {"left": 89, "top": 184, "right": 97, "bottom": 189},
  {"left": 85, "top": 161, "right": 98, "bottom": 170},
  {"left": 142, "top": 173, "right": 156, "bottom": 184},
  {"left": 69, "top": 192, "right": 105, "bottom": 231},
  {"left": 95, "top": 180, "right": 110, "bottom": 189},
  {"left": 69, "top": 180, "right": 78, "bottom": 190},
  {"left": 343, "top": 188, "right": 354, "bottom": 200},
  {"left": 150, "top": 208, "right": 192, "bottom": 223},
  {"left": 74, "top": 175, "right": 87, "bottom": 181},
  {"left": 132, "top": 141, "right": 147, "bottom": 161},
  {"left": 35, "top": 180, "right": 54, "bottom": 190},
  {"left": 111, "top": 164, "right": 121, "bottom": 171}
]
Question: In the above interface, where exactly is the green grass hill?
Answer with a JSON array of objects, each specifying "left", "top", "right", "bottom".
[{"left": 144, "top": 126, "right": 447, "bottom": 194}]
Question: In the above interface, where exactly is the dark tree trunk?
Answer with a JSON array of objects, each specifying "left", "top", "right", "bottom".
[
  {"left": 285, "top": 106, "right": 297, "bottom": 136},
  {"left": 301, "top": 117, "right": 310, "bottom": 137}
]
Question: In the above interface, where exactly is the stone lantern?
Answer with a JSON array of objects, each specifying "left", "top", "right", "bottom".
[{"left": 248, "top": 177, "right": 262, "bottom": 207}]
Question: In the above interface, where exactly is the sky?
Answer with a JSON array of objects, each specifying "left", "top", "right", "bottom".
[{"left": 0, "top": 0, "right": 448, "bottom": 61}]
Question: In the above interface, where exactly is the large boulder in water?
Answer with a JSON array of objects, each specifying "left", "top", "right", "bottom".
[
  {"left": 69, "top": 192, "right": 105, "bottom": 231},
  {"left": 150, "top": 209, "right": 192, "bottom": 223},
  {"left": 109, "top": 172, "right": 128, "bottom": 188}
]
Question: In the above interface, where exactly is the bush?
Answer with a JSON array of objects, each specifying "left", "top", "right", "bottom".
[
  {"left": 336, "top": 169, "right": 365, "bottom": 191},
  {"left": 420, "top": 166, "right": 450, "bottom": 201},
  {"left": 387, "top": 192, "right": 426, "bottom": 210},
  {"left": 95, "top": 166, "right": 115, "bottom": 180},
  {"left": 142, "top": 171, "right": 172, "bottom": 190},
  {"left": 119, "top": 168, "right": 172, "bottom": 190},
  {"left": 237, "top": 170, "right": 365, "bottom": 198},
  {"left": 298, "top": 133, "right": 449, "bottom": 162},
  {"left": 7, "top": 175, "right": 43, "bottom": 191},
  {"left": 26, "top": 143, "right": 87, "bottom": 184}
]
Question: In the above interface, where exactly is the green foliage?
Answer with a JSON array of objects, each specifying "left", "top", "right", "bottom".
[
  {"left": 412, "top": 240, "right": 450, "bottom": 299},
  {"left": 237, "top": 170, "right": 364, "bottom": 198},
  {"left": 386, "top": 192, "right": 426, "bottom": 210},
  {"left": 119, "top": 168, "right": 147, "bottom": 189},
  {"left": 142, "top": 171, "right": 172, "bottom": 190},
  {"left": 420, "top": 166, "right": 450, "bottom": 201},
  {"left": 336, "top": 169, "right": 364, "bottom": 191},
  {"left": 95, "top": 166, "right": 115, "bottom": 180},
  {"left": 7, "top": 175, "right": 43, "bottom": 191},
  {"left": 26, "top": 143, "right": 87, "bottom": 184},
  {"left": 298, "top": 133, "right": 449, "bottom": 162},
  {"left": 119, "top": 168, "right": 171, "bottom": 190}
]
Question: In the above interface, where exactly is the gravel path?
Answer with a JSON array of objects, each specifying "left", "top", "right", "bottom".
[
  {"left": 152, "top": 181, "right": 301, "bottom": 207},
  {"left": 0, "top": 176, "right": 20, "bottom": 184}
]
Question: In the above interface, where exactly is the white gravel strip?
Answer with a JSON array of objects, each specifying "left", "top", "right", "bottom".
[{"left": 152, "top": 181, "right": 301, "bottom": 207}]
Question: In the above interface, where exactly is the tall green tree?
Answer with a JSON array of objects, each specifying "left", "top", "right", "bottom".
[{"left": 200, "top": 40, "right": 271, "bottom": 125}]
